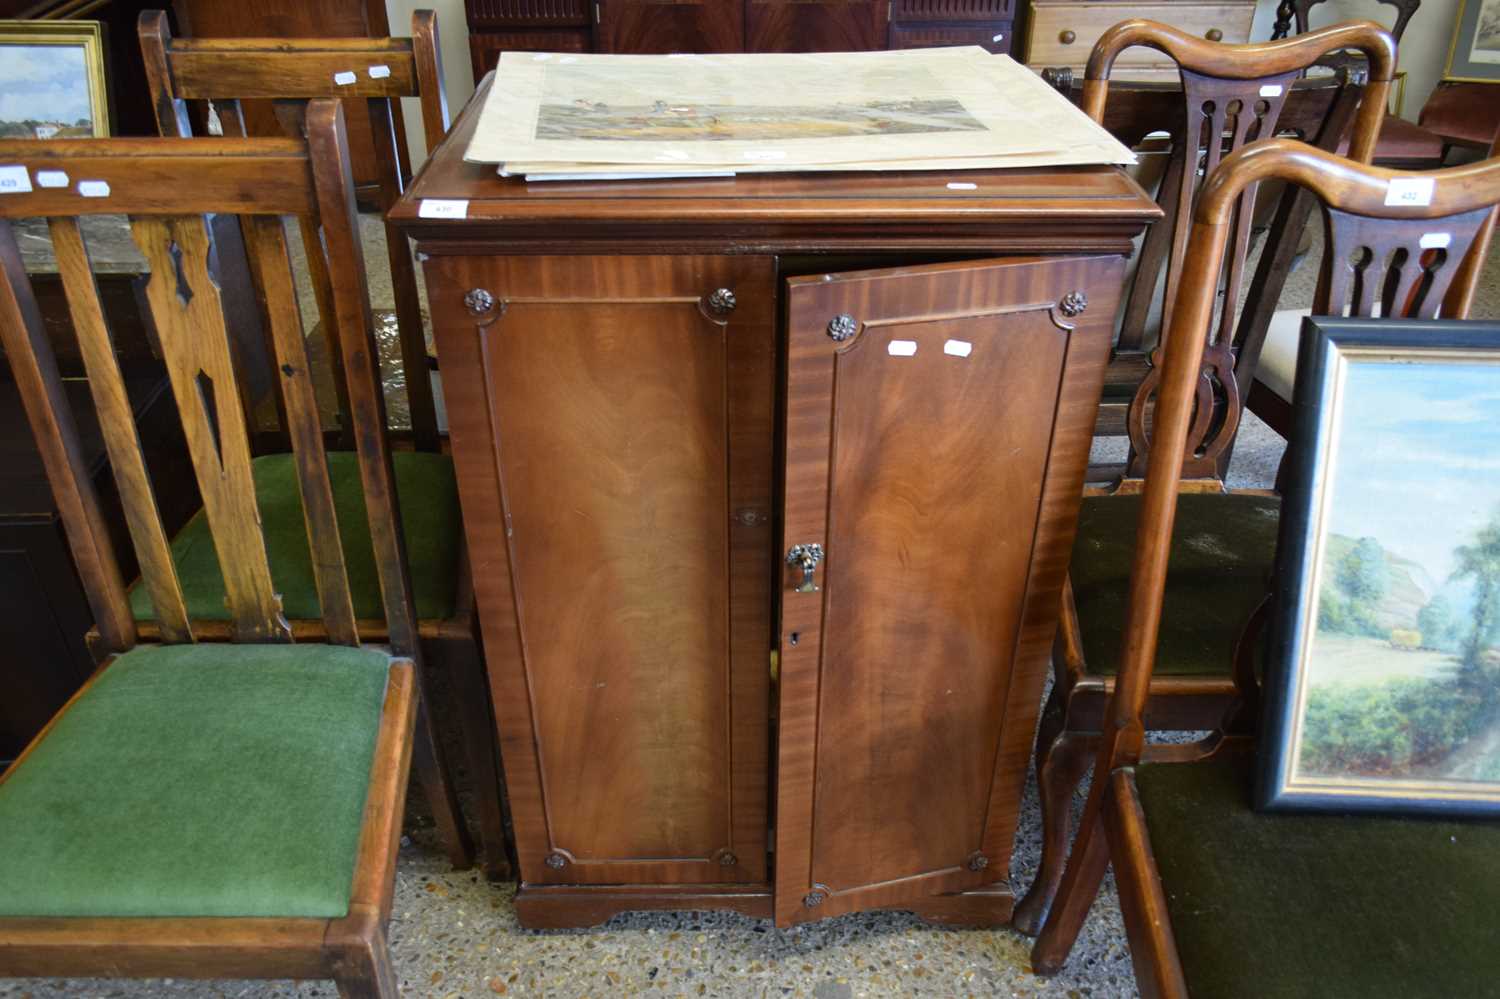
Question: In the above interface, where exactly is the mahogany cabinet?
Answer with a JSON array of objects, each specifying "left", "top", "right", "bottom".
[
  {"left": 393, "top": 77, "right": 1158, "bottom": 929},
  {"left": 466, "top": 0, "right": 1017, "bottom": 80}
]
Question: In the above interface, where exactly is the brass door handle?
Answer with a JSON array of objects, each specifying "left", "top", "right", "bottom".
[
  {"left": 1205, "top": 27, "right": 1223, "bottom": 41},
  {"left": 786, "top": 544, "right": 824, "bottom": 593},
  {"left": 1059, "top": 29, "right": 1076, "bottom": 44}
]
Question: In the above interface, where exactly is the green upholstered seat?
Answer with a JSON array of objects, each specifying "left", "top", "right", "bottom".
[
  {"left": 0, "top": 643, "right": 392, "bottom": 918},
  {"left": 1134, "top": 753, "right": 1500, "bottom": 998},
  {"left": 128, "top": 451, "right": 461, "bottom": 624},
  {"left": 1070, "top": 492, "right": 1280, "bottom": 676}
]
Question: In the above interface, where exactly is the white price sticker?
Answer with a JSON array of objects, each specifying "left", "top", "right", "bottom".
[
  {"left": 1420, "top": 232, "right": 1452, "bottom": 249},
  {"left": 0, "top": 165, "right": 31, "bottom": 194},
  {"left": 333, "top": 70, "right": 357, "bottom": 86},
  {"left": 418, "top": 198, "right": 469, "bottom": 219},
  {"left": 946, "top": 181, "right": 978, "bottom": 190},
  {"left": 36, "top": 170, "right": 69, "bottom": 188},
  {"left": 1385, "top": 177, "right": 1434, "bottom": 207},
  {"left": 368, "top": 64, "right": 391, "bottom": 79},
  {"left": 77, "top": 180, "right": 110, "bottom": 198},
  {"left": 887, "top": 340, "right": 918, "bottom": 357},
  {"left": 1259, "top": 84, "right": 1284, "bottom": 98},
  {"left": 944, "top": 339, "right": 973, "bottom": 357}
]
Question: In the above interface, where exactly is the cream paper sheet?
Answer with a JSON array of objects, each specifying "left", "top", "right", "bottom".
[{"left": 464, "top": 47, "right": 1134, "bottom": 173}]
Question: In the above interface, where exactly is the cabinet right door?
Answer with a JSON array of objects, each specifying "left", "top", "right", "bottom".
[{"left": 774, "top": 254, "right": 1122, "bottom": 926}]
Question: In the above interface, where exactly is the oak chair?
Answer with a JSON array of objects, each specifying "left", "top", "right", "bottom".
[
  {"left": 137, "top": 9, "right": 513, "bottom": 880},
  {"left": 0, "top": 103, "right": 420, "bottom": 997},
  {"left": 1012, "top": 19, "right": 1396, "bottom": 934},
  {"left": 1030, "top": 139, "right": 1500, "bottom": 995}
]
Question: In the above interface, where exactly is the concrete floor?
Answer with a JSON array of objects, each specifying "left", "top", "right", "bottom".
[{"left": 5, "top": 213, "right": 1498, "bottom": 999}]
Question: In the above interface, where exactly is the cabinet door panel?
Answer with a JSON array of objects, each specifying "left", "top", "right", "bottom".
[
  {"left": 427, "top": 255, "right": 774, "bottom": 886},
  {"left": 745, "top": 0, "right": 888, "bottom": 51},
  {"left": 597, "top": 0, "right": 745, "bottom": 52},
  {"left": 775, "top": 255, "right": 1121, "bottom": 925}
]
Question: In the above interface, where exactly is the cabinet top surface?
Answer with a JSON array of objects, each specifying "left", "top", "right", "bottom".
[{"left": 392, "top": 75, "right": 1160, "bottom": 249}]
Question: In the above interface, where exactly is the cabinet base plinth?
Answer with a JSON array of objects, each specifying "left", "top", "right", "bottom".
[
  {"left": 512, "top": 884, "right": 775, "bottom": 929},
  {"left": 900, "top": 885, "right": 1016, "bottom": 928},
  {"left": 510, "top": 883, "right": 1013, "bottom": 930}
]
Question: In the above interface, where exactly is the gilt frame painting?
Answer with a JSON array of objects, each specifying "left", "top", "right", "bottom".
[
  {"left": 1259, "top": 318, "right": 1500, "bottom": 816},
  {"left": 0, "top": 20, "right": 109, "bottom": 140},
  {"left": 1446, "top": 0, "right": 1500, "bottom": 83}
]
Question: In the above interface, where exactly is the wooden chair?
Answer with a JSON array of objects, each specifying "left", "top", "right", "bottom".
[
  {"left": 0, "top": 102, "right": 420, "bottom": 998},
  {"left": 1248, "top": 129, "right": 1500, "bottom": 438},
  {"left": 138, "top": 10, "right": 512, "bottom": 880},
  {"left": 1012, "top": 19, "right": 1396, "bottom": 934},
  {"left": 1271, "top": 0, "right": 1420, "bottom": 43},
  {"left": 1272, "top": 0, "right": 1446, "bottom": 170},
  {"left": 1029, "top": 139, "right": 1500, "bottom": 994},
  {"left": 1080, "top": 20, "right": 1394, "bottom": 450}
]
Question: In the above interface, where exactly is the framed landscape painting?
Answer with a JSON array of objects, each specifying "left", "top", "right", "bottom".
[
  {"left": 0, "top": 21, "right": 109, "bottom": 140},
  {"left": 1447, "top": 0, "right": 1500, "bottom": 83},
  {"left": 1259, "top": 318, "right": 1500, "bottom": 816}
]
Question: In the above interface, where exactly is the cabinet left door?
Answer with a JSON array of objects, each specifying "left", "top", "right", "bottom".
[{"left": 425, "top": 255, "right": 776, "bottom": 902}]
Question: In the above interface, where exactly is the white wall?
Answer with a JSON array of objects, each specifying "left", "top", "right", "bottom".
[
  {"left": 1250, "top": 0, "right": 1460, "bottom": 120},
  {"left": 385, "top": 0, "right": 476, "bottom": 166}
]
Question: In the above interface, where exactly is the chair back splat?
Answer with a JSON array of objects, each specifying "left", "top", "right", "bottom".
[
  {"left": 139, "top": 9, "right": 450, "bottom": 453},
  {"left": 1081, "top": 20, "right": 1395, "bottom": 479},
  {"left": 0, "top": 102, "right": 420, "bottom": 658},
  {"left": 1112, "top": 140, "right": 1500, "bottom": 769}
]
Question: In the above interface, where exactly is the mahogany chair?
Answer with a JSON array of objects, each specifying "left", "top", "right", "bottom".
[
  {"left": 1030, "top": 139, "right": 1500, "bottom": 995},
  {"left": 1249, "top": 130, "right": 1500, "bottom": 438},
  {"left": 138, "top": 10, "right": 512, "bottom": 880},
  {"left": 1272, "top": 0, "right": 1420, "bottom": 43},
  {"left": 0, "top": 103, "right": 419, "bottom": 997},
  {"left": 1012, "top": 19, "right": 1396, "bottom": 934}
]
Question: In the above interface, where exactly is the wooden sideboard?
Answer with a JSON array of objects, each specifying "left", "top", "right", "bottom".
[
  {"left": 466, "top": 0, "right": 1018, "bottom": 79},
  {"left": 392, "top": 77, "right": 1158, "bottom": 929}
]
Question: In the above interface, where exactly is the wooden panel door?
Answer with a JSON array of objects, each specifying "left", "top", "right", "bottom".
[
  {"left": 745, "top": 0, "right": 888, "bottom": 51},
  {"left": 596, "top": 0, "right": 745, "bottom": 52},
  {"left": 774, "top": 254, "right": 1122, "bottom": 926},
  {"left": 425, "top": 254, "right": 775, "bottom": 891}
]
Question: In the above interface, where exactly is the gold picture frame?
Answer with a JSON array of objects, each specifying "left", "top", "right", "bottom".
[
  {"left": 0, "top": 20, "right": 110, "bottom": 139},
  {"left": 1445, "top": 0, "right": 1500, "bottom": 84}
]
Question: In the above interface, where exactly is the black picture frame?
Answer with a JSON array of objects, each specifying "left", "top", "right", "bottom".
[{"left": 1258, "top": 316, "right": 1500, "bottom": 817}]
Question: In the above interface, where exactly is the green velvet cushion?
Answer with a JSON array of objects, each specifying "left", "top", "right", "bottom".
[
  {"left": 128, "top": 451, "right": 461, "bottom": 624},
  {"left": 1070, "top": 492, "right": 1280, "bottom": 676},
  {"left": 0, "top": 643, "right": 391, "bottom": 918},
  {"left": 1135, "top": 754, "right": 1500, "bottom": 998}
]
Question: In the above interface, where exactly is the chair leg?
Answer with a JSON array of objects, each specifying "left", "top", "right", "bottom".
[
  {"left": 1013, "top": 722, "right": 1097, "bottom": 935},
  {"left": 1031, "top": 791, "right": 1112, "bottom": 976},
  {"left": 433, "top": 631, "right": 513, "bottom": 881},
  {"left": 334, "top": 921, "right": 399, "bottom": 999},
  {"left": 411, "top": 694, "right": 475, "bottom": 870}
]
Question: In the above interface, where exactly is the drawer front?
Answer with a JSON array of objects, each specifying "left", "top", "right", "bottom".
[
  {"left": 467, "top": 0, "right": 591, "bottom": 27},
  {"left": 893, "top": 0, "right": 1014, "bottom": 20},
  {"left": 469, "top": 28, "right": 590, "bottom": 77},
  {"left": 890, "top": 21, "right": 1012, "bottom": 53},
  {"left": 427, "top": 254, "right": 775, "bottom": 888},
  {"left": 1026, "top": 2, "right": 1253, "bottom": 68}
]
